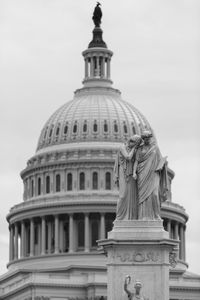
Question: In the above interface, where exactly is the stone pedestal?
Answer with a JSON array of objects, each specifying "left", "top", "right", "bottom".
[{"left": 98, "top": 220, "right": 178, "bottom": 300}]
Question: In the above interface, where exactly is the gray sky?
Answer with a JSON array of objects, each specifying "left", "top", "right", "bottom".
[{"left": 0, "top": 0, "right": 199, "bottom": 275}]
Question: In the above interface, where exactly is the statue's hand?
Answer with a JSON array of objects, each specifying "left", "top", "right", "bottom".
[{"left": 133, "top": 173, "right": 137, "bottom": 180}]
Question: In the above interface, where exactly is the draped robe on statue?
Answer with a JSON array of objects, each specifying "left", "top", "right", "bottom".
[
  {"left": 136, "top": 141, "right": 169, "bottom": 220},
  {"left": 114, "top": 145, "right": 138, "bottom": 220}
]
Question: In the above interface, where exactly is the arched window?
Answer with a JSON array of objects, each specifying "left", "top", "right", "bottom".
[
  {"left": 105, "top": 172, "right": 111, "bottom": 190},
  {"left": 83, "top": 121, "right": 87, "bottom": 133},
  {"left": 79, "top": 172, "right": 85, "bottom": 190},
  {"left": 64, "top": 124, "right": 68, "bottom": 135},
  {"left": 104, "top": 121, "right": 108, "bottom": 132},
  {"left": 49, "top": 127, "right": 53, "bottom": 138},
  {"left": 67, "top": 173, "right": 72, "bottom": 191},
  {"left": 114, "top": 121, "right": 118, "bottom": 133},
  {"left": 132, "top": 123, "right": 136, "bottom": 135},
  {"left": 56, "top": 174, "right": 61, "bottom": 192},
  {"left": 73, "top": 121, "right": 78, "bottom": 134},
  {"left": 123, "top": 123, "right": 128, "bottom": 134},
  {"left": 56, "top": 126, "right": 60, "bottom": 136},
  {"left": 93, "top": 121, "right": 98, "bottom": 132},
  {"left": 31, "top": 179, "right": 34, "bottom": 197},
  {"left": 77, "top": 220, "right": 84, "bottom": 248},
  {"left": 38, "top": 177, "right": 41, "bottom": 195},
  {"left": 91, "top": 220, "right": 99, "bottom": 247},
  {"left": 92, "top": 172, "right": 98, "bottom": 190},
  {"left": 46, "top": 176, "right": 50, "bottom": 194}
]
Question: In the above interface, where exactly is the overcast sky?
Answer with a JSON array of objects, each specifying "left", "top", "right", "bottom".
[{"left": 0, "top": 0, "right": 199, "bottom": 276}]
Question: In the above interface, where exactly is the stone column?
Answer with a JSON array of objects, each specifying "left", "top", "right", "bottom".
[
  {"left": 90, "top": 56, "right": 94, "bottom": 77},
  {"left": 107, "top": 58, "right": 111, "bottom": 79},
  {"left": 30, "top": 218, "right": 34, "bottom": 257},
  {"left": 100, "top": 213, "right": 105, "bottom": 239},
  {"left": 48, "top": 221, "right": 52, "bottom": 253},
  {"left": 85, "top": 58, "right": 88, "bottom": 78},
  {"left": 9, "top": 225, "right": 14, "bottom": 262},
  {"left": 167, "top": 220, "right": 171, "bottom": 238},
  {"left": 183, "top": 225, "right": 186, "bottom": 261},
  {"left": 84, "top": 213, "right": 90, "bottom": 252},
  {"left": 180, "top": 224, "right": 184, "bottom": 260},
  {"left": 174, "top": 222, "right": 179, "bottom": 240},
  {"left": 41, "top": 216, "right": 46, "bottom": 255},
  {"left": 101, "top": 57, "right": 105, "bottom": 78},
  {"left": 20, "top": 221, "right": 25, "bottom": 258},
  {"left": 54, "top": 215, "right": 59, "bottom": 254},
  {"left": 69, "top": 214, "right": 74, "bottom": 253},
  {"left": 14, "top": 223, "right": 18, "bottom": 260},
  {"left": 59, "top": 220, "right": 64, "bottom": 253},
  {"left": 96, "top": 56, "right": 100, "bottom": 76}
]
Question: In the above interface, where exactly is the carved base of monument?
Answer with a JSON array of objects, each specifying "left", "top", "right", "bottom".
[{"left": 98, "top": 220, "right": 178, "bottom": 300}]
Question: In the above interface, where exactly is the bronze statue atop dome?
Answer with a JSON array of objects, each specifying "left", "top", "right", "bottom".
[{"left": 92, "top": 2, "right": 102, "bottom": 27}]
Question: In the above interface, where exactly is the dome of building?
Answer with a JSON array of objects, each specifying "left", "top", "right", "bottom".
[{"left": 36, "top": 87, "right": 152, "bottom": 153}]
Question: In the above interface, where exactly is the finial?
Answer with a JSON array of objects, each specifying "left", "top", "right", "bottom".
[{"left": 92, "top": 2, "right": 102, "bottom": 27}]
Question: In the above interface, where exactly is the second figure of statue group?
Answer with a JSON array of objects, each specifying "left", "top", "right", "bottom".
[{"left": 114, "top": 130, "right": 169, "bottom": 221}]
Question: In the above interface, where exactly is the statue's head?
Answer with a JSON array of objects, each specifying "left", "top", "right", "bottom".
[
  {"left": 128, "top": 134, "right": 142, "bottom": 148},
  {"left": 141, "top": 130, "right": 153, "bottom": 145},
  {"left": 134, "top": 280, "right": 142, "bottom": 293}
]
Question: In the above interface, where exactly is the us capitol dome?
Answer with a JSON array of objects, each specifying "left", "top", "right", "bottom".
[{"left": 0, "top": 5, "right": 199, "bottom": 300}]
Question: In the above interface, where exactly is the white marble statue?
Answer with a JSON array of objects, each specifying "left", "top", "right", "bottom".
[
  {"left": 114, "top": 135, "right": 142, "bottom": 220},
  {"left": 133, "top": 130, "right": 169, "bottom": 220}
]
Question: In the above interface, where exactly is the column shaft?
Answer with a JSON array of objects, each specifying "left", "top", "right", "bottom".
[
  {"left": 84, "top": 213, "right": 90, "bottom": 252},
  {"left": 14, "top": 223, "right": 18, "bottom": 260},
  {"left": 30, "top": 219, "right": 34, "bottom": 257},
  {"left": 54, "top": 215, "right": 59, "bottom": 254},
  {"left": 9, "top": 225, "right": 14, "bottom": 261},
  {"left": 90, "top": 57, "right": 94, "bottom": 77},
  {"left": 180, "top": 224, "right": 184, "bottom": 260},
  {"left": 48, "top": 222, "right": 52, "bottom": 253},
  {"left": 69, "top": 214, "right": 74, "bottom": 253},
  {"left": 174, "top": 222, "right": 179, "bottom": 240},
  {"left": 100, "top": 213, "right": 105, "bottom": 239},
  {"left": 41, "top": 217, "right": 46, "bottom": 255},
  {"left": 101, "top": 57, "right": 105, "bottom": 77},
  {"left": 20, "top": 221, "right": 25, "bottom": 258}
]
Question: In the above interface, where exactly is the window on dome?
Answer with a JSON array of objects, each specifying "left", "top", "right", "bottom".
[
  {"left": 104, "top": 120, "right": 108, "bottom": 132},
  {"left": 79, "top": 172, "right": 85, "bottom": 190},
  {"left": 49, "top": 127, "right": 53, "bottom": 138},
  {"left": 56, "top": 174, "right": 61, "bottom": 192},
  {"left": 105, "top": 172, "right": 111, "bottom": 190},
  {"left": 73, "top": 121, "right": 78, "bottom": 134},
  {"left": 132, "top": 123, "right": 136, "bottom": 135},
  {"left": 31, "top": 179, "right": 34, "bottom": 197},
  {"left": 56, "top": 126, "right": 60, "bottom": 136},
  {"left": 46, "top": 176, "right": 50, "bottom": 194},
  {"left": 83, "top": 121, "right": 87, "bottom": 133},
  {"left": 93, "top": 121, "right": 98, "bottom": 132},
  {"left": 92, "top": 172, "right": 98, "bottom": 190},
  {"left": 91, "top": 220, "right": 99, "bottom": 247},
  {"left": 67, "top": 173, "right": 73, "bottom": 191},
  {"left": 123, "top": 123, "right": 128, "bottom": 134},
  {"left": 38, "top": 177, "right": 41, "bottom": 195},
  {"left": 77, "top": 220, "right": 84, "bottom": 248},
  {"left": 114, "top": 121, "right": 118, "bottom": 133},
  {"left": 64, "top": 124, "right": 68, "bottom": 135}
]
